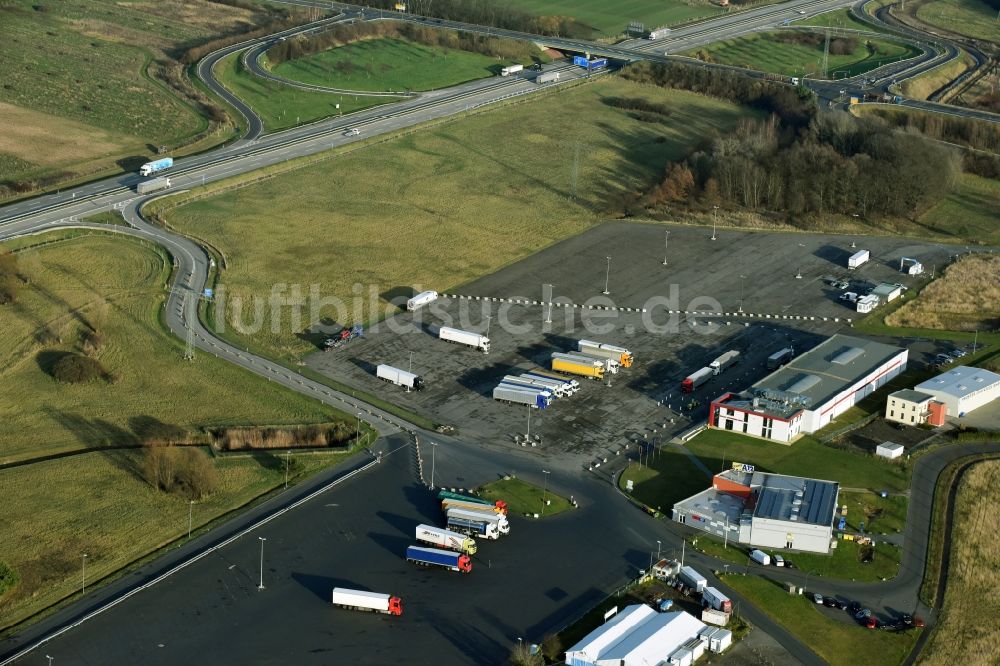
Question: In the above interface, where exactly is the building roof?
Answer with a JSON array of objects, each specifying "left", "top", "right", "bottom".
[
  {"left": 565, "top": 605, "right": 655, "bottom": 661},
  {"left": 890, "top": 389, "right": 934, "bottom": 403},
  {"left": 731, "top": 334, "right": 906, "bottom": 419},
  {"left": 876, "top": 442, "right": 904, "bottom": 452},
  {"left": 872, "top": 283, "right": 901, "bottom": 297},
  {"left": 916, "top": 366, "right": 1000, "bottom": 400},
  {"left": 596, "top": 611, "right": 706, "bottom": 666},
  {"left": 751, "top": 471, "right": 839, "bottom": 526}
]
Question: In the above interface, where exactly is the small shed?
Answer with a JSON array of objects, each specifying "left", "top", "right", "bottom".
[
  {"left": 872, "top": 283, "right": 903, "bottom": 303},
  {"left": 856, "top": 294, "right": 880, "bottom": 313},
  {"left": 876, "top": 441, "right": 904, "bottom": 459}
]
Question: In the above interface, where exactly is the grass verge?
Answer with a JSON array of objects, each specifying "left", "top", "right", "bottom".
[
  {"left": 478, "top": 477, "right": 573, "bottom": 517},
  {"left": 912, "top": 0, "right": 1000, "bottom": 44},
  {"left": 723, "top": 575, "right": 919, "bottom": 665},
  {"left": 502, "top": 0, "right": 724, "bottom": 36},
  {"left": 618, "top": 449, "right": 712, "bottom": 513}
]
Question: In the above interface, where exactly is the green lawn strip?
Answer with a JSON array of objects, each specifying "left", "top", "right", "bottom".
[
  {"left": 502, "top": 0, "right": 724, "bottom": 36},
  {"left": 618, "top": 449, "right": 712, "bottom": 513},
  {"left": 80, "top": 211, "right": 127, "bottom": 226},
  {"left": 916, "top": 174, "right": 1000, "bottom": 247},
  {"left": 478, "top": 477, "right": 573, "bottom": 517},
  {"left": 690, "top": 534, "right": 899, "bottom": 582},
  {"left": 793, "top": 7, "right": 893, "bottom": 34},
  {"left": 215, "top": 51, "right": 395, "bottom": 132},
  {"left": 0, "top": 233, "right": 355, "bottom": 464},
  {"left": 162, "top": 78, "right": 753, "bottom": 361},
  {"left": 913, "top": 0, "right": 1000, "bottom": 43},
  {"left": 723, "top": 576, "right": 919, "bottom": 665},
  {"left": 839, "top": 490, "right": 907, "bottom": 535},
  {"left": 272, "top": 37, "right": 507, "bottom": 92},
  {"left": 685, "top": 429, "right": 909, "bottom": 492},
  {"left": 0, "top": 446, "right": 355, "bottom": 631},
  {"left": 688, "top": 31, "right": 918, "bottom": 79}
]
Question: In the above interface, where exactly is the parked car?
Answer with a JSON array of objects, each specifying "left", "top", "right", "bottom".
[
  {"left": 773, "top": 554, "right": 785, "bottom": 567},
  {"left": 813, "top": 593, "right": 824, "bottom": 604},
  {"left": 833, "top": 599, "right": 848, "bottom": 610},
  {"left": 865, "top": 616, "right": 879, "bottom": 629},
  {"left": 822, "top": 597, "right": 839, "bottom": 608},
  {"left": 848, "top": 601, "right": 861, "bottom": 615},
  {"left": 950, "top": 348, "right": 967, "bottom": 358},
  {"left": 855, "top": 608, "right": 872, "bottom": 621},
  {"left": 898, "top": 613, "right": 913, "bottom": 626}
]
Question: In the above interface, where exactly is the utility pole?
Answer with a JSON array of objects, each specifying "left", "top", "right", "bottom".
[
  {"left": 188, "top": 500, "right": 194, "bottom": 539},
  {"left": 257, "top": 537, "right": 267, "bottom": 591},
  {"left": 603, "top": 256, "right": 611, "bottom": 295},
  {"left": 284, "top": 450, "right": 291, "bottom": 489},
  {"left": 711, "top": 206, "right": 719, "bottom": 240},
  {"left": 662, "top": 230, "right": 670, "bottom": 266},
  {"left": 430, "top": 442, "right": 437, "bottom": 489},
  {"left": 81, "top": 553, "right": 88, "bottom": 595},
  {"left": 544, "top": 284, "right": 554, "bottom": 324}
]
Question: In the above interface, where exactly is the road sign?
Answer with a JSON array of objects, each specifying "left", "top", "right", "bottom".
[
  {"left": 573, "top": 55, "right": 589, "bottom": 68},
  {"left": 203, "top": 288, "right": 213, "bottom": 298}
]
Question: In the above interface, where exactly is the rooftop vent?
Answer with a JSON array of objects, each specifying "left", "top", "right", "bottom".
[{"left": 831, "top": 347, "right": 864, "bottom": 365}]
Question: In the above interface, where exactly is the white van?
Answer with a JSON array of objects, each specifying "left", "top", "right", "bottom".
[
  {"left": 773, "top": 554, "right": 785, "bottom": 567},
  {"left": 750, "top": 549, "right": 771, "bottom": 566}
]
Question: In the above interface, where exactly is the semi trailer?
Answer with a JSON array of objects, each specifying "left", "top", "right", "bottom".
[
  {"left": 525, "top": 369, "right": 580, "bottom": 391},
  {"left": 578, "top": 340, "right": 634, "bottom": 367},
  {"left": 136, "top": 177, "right": 171, "bottom": 195},
  {"left": 441, "top": 498, "right": 507, "bottom": 516},
  {"left": 710, "top": 350, "right": 740, "bottom": 375},
  {"left": 767, "top": 347, "right": 795, "bottom": 370},
  {"left": 679, "top": 566, "right": 707, "bottom": 593},
  {"left": 415, "top": 524, "right": 477, "bottom": 555},
  {"left": 447, "top": 507, "right": 510, "bottom": 536},
  {"left": 514, "top": 374, "right": 571, "bottom": 397},
  {"left": 139, "top": 157, "right": 173, "bottom": 176},
  {"left": 557, "top": 351, "right": 620, "bottom": 374},
  {"left": 446, "top": 512, "right": 501, "bottom": 540},
  {"left": 405, "top": 545, "right": 472, "bottom": 573},
  {"left": 848, "top": 249, "right": 870, "bottom": 270},
  {"left": 331, "top": 588, "right": 403, "bottom": 616},
  {"left": 406, "top": 290, "right": 438, "bottom": 311},
  {"left": 536, "top": 71, "right": 560, "bottom": 84},
  {"left": 437, "top": 490, "right": 507, "bottom": 513},
  {"left": 376, "top": 364, "right": 424, "bottom": 390},
  {"left": 681, "top": 367, "right": 714, "bottom": 393},
  {"left": 439, "top": 326, "right": 490, "bottom": 353},
  {"left": 493, "top": 383, "right": 551, "bottom": 408},
  {"left": 500, "top": 64, "right": 524, "bottom": 76},
  {"left": 702, "top": 587, "right": 732, "bottom": 613},
  {"left": 499, "top": 376, "right": 557, "bottom": 399}
]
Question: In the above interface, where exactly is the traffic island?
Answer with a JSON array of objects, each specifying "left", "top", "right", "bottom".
[{"left": 478, "top": 477, "right": 574, "bottom": 518}]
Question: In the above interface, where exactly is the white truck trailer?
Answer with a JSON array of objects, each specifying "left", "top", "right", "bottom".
[
  {"left": 702, "top": 587, "right": 732, "bottom": 613},
  {"left": 493, "top": 383, "right": 551, "bottom": 409},
  {"left": 439, "top": 326, "right": 490, "bottom": 353},
  {"left": 710, "top": 350, "right": 740, "bottom": 375},
  {"left": 136, "top": 176, "right": 171, "bottom": 195},
  {"left": 502, "top": 375, "right": 564, "bottom": 398},
  {"left": 848, "top": 249, "right": 870, "bottom": 269},
  {"left": 679, "top": 566, "right": 707, "bottom": 593},
  {"left": 515, "top": 374, "right": 572, "bottom": 397},
  {"left": 406, "top": 290, "right": 438, "bottom": 311},
  {"left": 376, "top": 364, "right": 424, "bottom": 390},
  {"left": 525, "top": 369, "right": 580, "bottom": 392},
  {"left": 331, "top": 588, "right": 402, "bottom": 616},
  {"left": 447, "top": 507, "right": 510, "bottom": 536},
  {"left": 554, "top": 351, "right": 619, "bottom": 374},
  {"left": 578, "top": 340, "right": 634, "bottom": 367},
  {"left": 415, "top": 524, "right": 477, "bottom": 555},
  {"left": 537, "top": 71, "right": 561, "bottom": 84},
  {"left": 500, "top": 64, "right": 524, "bottom": 76}
]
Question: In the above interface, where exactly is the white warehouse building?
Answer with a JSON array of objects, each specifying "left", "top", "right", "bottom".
[
  {"left": 914, "top": 366, "right": 1000, "bottom": 417},
  {"left": 565, "top": 605, "right": 724, "bottom": 666},
  {"left": 710, "top": 334, "right": 908, "bottom": 443}
]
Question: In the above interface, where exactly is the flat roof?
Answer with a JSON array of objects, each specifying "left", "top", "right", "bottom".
[
  {"left": 751, "top": 472, "right": 839, "bottom": 526},
  {"left": 723, "top": 334, "right": 905, "bottom": 420},
  {"left": 673, "top": 487, "right": 747, "bottom": 526},
  {"left": 565, "top": 605, "right": 655, "bottom": 661},
  {"left": 890, "top": 389, "right": 934, "bottom": 403},
  {"left": 599, "top": 611, "right": 705, "bottom": 664},
  {"left": 916, "top": 366, "right": 1000, "bottom": 400}
]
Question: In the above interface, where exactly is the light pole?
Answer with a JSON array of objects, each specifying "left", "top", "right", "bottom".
[
  {"left": 284, "top": 450, "right": 291, "bottom": 489},
  {"left": 738, "top": 274, "right": 745, "bottom": 313},
  {"left": 81, "top": 553, "right": 88, "bottom": 595},
  {"left": 257, "top": 537, "right": 267, "bottom": 591},
  {"left": 430, "top": 442, "right": 437, "bottom": 489},
  {"left": 188, "top": 500, "right": 194, "bottom": 539},
  {"left": 711, "top": 206, "right": 719, "bottom": 241},
  {"left": 544, "top": 284, "right": 554, "bottom": 324},
  {"left": 45, "top": 656, "right": 53, "bottom": 666},
  {"left": 541, "top": 469, "right": 551, "bottom": 515},
  {"left": 662, "top": 230, "right": 670, "bottom": 266},
  {"left": 408, "top": 350, "right": 413, "bottom": 373},
  {"left": 356, "top": 411, "right": 362, "bottom": 446},
  {"left": 656, "top": 540, "right": 662, "bottom": 562},
  {"left": 602, "top": 256, "right": 611, "bottom": 295},
  {"left": 526, "top": 404, "right": 532, "bottom": 441}
]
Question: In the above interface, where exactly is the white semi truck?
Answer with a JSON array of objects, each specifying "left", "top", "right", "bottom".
[
  {"left": 578, "top": 340, "right": 634, "bottom": 367},
  {"left": 447, "top": 507, "right": 510, "bottom": 536},
  {"left": 407, "top": 290, "right": 438, "bottom": 311},
  {"left": 415, "top": 524, "right": 477, "bottom": 555},
  {"left": 136, "top": 176, "right": 171, "bottom": 195},
  {"left": 500, "top": 64, "right": 524, "bottom": 76},
  {"left": 331, "top": 588, "right": 402, "bottom": 616},
  {"left": 376, "top": 364, "right": 424, "bottom": 390},
  {"left": 848, "top": 249, "right": 870, "bottom": 269},
  {"left": 438, "top": 326, "right": 490, "bottom": 353},
  {"left": 710, "top": 350, "right": 740, "bottom": 375}
]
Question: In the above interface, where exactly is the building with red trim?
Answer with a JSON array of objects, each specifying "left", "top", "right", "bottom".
[{"left": 710, "top": 334, "right": 907, "bottom": 444}]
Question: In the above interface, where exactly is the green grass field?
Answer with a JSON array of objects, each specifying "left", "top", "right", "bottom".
[
  {"left": 217, "top": 52, "right": 394, "bottom": 132},
  {"left": 503, "top": 0, "right": 724, "bottom": 36},
  {"left": 914, "top": 0, "right": 1000, "bottom": 44},
  {"left": 793, "top": 8, "right": 890, "bottom": 33},
  {"left": 839, "top": 490, "right": 907, "bottom": 534},
  {"left": 693, "top": 535, "right": 900, "bottom": 582},
  {"left": 724, "top": 576, "right": 918, "bottom": 665},
  {"left": 917, "top": 174, "right": 1000, "bottom": 246},
  {"left": 478, "top": 477, "right": 573, "bottom": 517},
  {"left": 162, "top": 78, "right": 753, "bottom": 360},
  {"left": 689, "top": 31, "right": 919, "bottom": 79},
  {"left": 0, "top": 233, "right": 349, "bottom": 464},
  {"left": 0, "top": 446, "right": 352, "bottom": 630},
  {"left": 618, "top": 449, "right": 711, "bottom": 512},
  {"left": 272, "top": 37, "right": 505, "bottom": 92},
  {"left": 685, "top": 430, "right": 909, "bottom": 491},
  {"left": 0, "top": 0, "right": 259, "bottom": 189}
]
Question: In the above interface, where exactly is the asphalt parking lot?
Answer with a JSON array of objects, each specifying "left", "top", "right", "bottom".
[
  {"left": 307, "top": 223, "right": 956, "bottom": 463},
  {"left": 24, "top": 436, "right": 674, "bottom": 665}
]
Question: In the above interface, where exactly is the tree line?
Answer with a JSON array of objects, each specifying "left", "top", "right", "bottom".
[
  {"left": 624, "top": 62, "right": 967, "bottom": 218},
  {"left": 267, "top": 20, "right": 541, "bottom": 67}
]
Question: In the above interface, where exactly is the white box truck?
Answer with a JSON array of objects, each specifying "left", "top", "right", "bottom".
[
  {"left": 439, "top": 326, "right": 490, "bottom": 353},
  {"left": 702, "top": 587, "right": 733, "bottom": 613},
  {"left": 848, "top": 249, "right": 870, "bottom": 269},
  {"left": 376, "top": 364, "right": 424, "bottom": 390},
  {"left": 136, "top": 176, "right": 171, "bottom": 195},
  {"left": 536, "top": 71, "right": 560, "bottom": 84},
  {"left": 710, "top": 350, "right": 740, "bottom": 375},
  {"left": 500, "top": 64, "right": 524, "bottom": 76},
  {"left": 749, "top": 549, "right": 771, "bottom": 566},
  {"left": 447, "top": 507, "right": 510, "bottom": 536},
  {"left": 331, "top": 588, "right": 402, "bottom": 616},
  {"left": 406, "top": 290, "right": 438, "bottom": 311},
  {"left": 679, "top": 566, "right": 707, "bottom": 593},
  {"left": 415, "top": 524, "right": 476, "bottom": 555}
]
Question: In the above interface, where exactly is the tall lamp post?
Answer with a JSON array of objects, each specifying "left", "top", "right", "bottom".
[
  {"left": 430, "top": 442, "right": 438, "bottom": 489},
  {"left": 662, "top": 230, "right": 670, "bottom": 266},
  {"left": 81, "top": 553, "right": 88, "bottom": 595},
  {"left": 711, "top": 206, "right": 719, "bottom": 241},
  {"left": 544, "top": 284, "right": 554, "bottom": 324},
  {"left": 602, "top": 256, "right": 611, "bottom": 295},
  {"left": 257, "top": 537, "right": 267, "bottom": 591},
  {"left": 541, "top": 469, "right": 551, "bottom": 515},
  {"left": 188, "top": 500, "right": 195, "bottom": 539}
]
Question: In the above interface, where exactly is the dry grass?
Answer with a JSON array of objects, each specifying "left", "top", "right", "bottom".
[
  {"left": 0, "top": 101, "right": 138, "bottom": 167},
  {"left": 901, "top": 51, "right": 975, "bottom": 100},
  {"left": 886, "top": 254, "right": 1000, "bottom": 331},
  {"left": 920, "top": 460, "right": 1000, "bottom": 665}
]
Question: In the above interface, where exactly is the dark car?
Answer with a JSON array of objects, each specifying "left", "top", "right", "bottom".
[
  {"left": 848, "top": 601, "right": 861, "bottom": 615},
  {"left": 899, "top": 613, "right": 913, "bottom": 626},
  {"left": 854, "top": 607, "right": 871, "bottom": 621},
  {"left": 833, "top": 599, "right": 848, "bottom": 610},
  {"left": 865, "top": 616, "right": 878, "bottom": 630},
  {"left": 823, "top": 597, "right": 839, "bottom": 608}
]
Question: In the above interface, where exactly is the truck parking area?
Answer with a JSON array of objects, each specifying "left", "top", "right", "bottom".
[{"left": 307, "top": 224, "right": 956, "bottom": 459}]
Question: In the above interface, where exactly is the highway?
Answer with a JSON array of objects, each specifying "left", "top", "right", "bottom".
[{"left": 2, "top": 1, "right": 1000, "bottom": 663}]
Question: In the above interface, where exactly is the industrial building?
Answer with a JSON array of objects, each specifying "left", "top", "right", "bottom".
[
  {"left": 885, "top": 389, "right": 946, "bottom": 427},
  {"left": 914, "top": 366, "right": 1000, "bottom": 417},
  {"left": 672, "top": 468, "right": 840, "bottom": 554},
  {"left": 710, "top": 334, "right": 908, "bottom": 443},
  {"left": 564, "top": 605, "right": 728, "bottom": 666}
]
